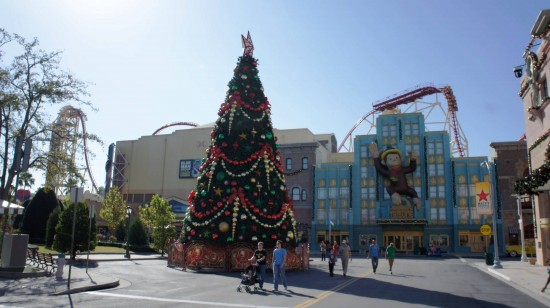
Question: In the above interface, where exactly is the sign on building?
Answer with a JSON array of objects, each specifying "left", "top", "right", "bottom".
[
  {"left": 179, "top": 159, "right": 202, "bottom": 178},
  {"left": 475, "top": 182, "right": 492, "bottom": 215}
]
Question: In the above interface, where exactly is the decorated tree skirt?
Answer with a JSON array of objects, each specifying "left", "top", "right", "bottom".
[{"left": 167, "top": 240, "right": 310, "bottom": 272}]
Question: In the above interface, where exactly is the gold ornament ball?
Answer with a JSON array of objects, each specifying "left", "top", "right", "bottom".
[
  {"left": 219, "top": 222, "right": 230, "bottom": 233},
  {"left": 287, "top": 231, "right": 294, "bottom": 239}
]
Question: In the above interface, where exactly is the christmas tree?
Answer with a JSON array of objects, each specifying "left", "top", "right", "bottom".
[{"left": 181, "top": 32, "right": 298, "bottom": 249}]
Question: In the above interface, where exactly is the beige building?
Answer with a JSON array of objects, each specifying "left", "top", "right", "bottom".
[
  {"left": 517, "top": 9, "right": 550, "bottom": 265},
  {"left": 112, "top": 124, "right": 336, "bottom": 239}
]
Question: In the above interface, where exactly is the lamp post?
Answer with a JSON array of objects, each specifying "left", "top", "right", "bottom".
[
  {"left": 124, "top": 205, "right": 132, "bottom": 259},
  {"left": 512, "top": 194, "right": 528, "bottom": 262},
  {"left": 481, "top": 161, "right": 502, "bottom": 268}
]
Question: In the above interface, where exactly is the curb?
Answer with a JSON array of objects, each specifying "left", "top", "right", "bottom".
[{"left": 52, "top": 279, "right": 120, "bottom": 296}]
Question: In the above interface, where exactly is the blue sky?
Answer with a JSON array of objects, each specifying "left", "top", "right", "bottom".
[{"left": 1, "top": 1, "right": 547, "bottom": 191}]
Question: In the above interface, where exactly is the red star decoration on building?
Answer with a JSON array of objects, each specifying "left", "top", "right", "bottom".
[
  {"left": 477, "top": 189, "right": 489, "bottom": 202},
  {"left": 241, "top": 31, "right": 254, "bottom": 56}
]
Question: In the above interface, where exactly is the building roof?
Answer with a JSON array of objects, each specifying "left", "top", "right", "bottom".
[{"left": 531, "top": 9, "right": 550, "bottom": 36}]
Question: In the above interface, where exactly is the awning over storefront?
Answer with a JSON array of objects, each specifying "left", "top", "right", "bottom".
[{"left": 1, "top": 199, "right": 24, "bottom": 215}]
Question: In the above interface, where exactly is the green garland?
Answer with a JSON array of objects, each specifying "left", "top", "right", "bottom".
[{"left": 514, "top": 139, "right": 550, "bottom": 195}]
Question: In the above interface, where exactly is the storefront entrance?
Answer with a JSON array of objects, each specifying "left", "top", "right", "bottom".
[
  {"left": 383, "top": 231, "right": 424, "bottom": 254},
  {"left": 316, "top": 230, "right": 350, "bottom": 246}
]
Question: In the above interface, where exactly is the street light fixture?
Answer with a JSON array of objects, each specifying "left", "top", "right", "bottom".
[
  {"left": 480, "top": 161, "right": 502, "bottom": 269},
  {"left": 124, "top": 205, "right": 132, "bottom": 259},
  {"left": 512, "top": 194, "right": 528, "bottom": 262}
]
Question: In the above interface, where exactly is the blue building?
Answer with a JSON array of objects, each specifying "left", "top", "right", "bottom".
[{"left": 312, "top": 111, "right": 503, "bottom": 255}]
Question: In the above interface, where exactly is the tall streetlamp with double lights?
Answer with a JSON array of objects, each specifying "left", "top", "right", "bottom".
[
  {"left": 481, "top": 161, "right": 502, "bottom": 268},
  {"left": 512, "top": 194, "right": 528, "bottom": 262},
  {"left": 124, "top": 205, "right": 132, "bottom": 259}
]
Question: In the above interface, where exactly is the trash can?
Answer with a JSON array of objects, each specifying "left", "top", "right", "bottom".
[
  {"left": 56, "top": 252, "right": 66, "bottom": 280},
  {"left": 485, "top": 252, "right": 494, "bottom": 265}
]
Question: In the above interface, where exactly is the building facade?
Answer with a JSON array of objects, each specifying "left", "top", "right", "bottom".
[
  {"left": 312, "top": 110, "right": 502, "bottom": 254},
  {"left": 517, "top": 9, "right": 550, "bottom": 265},
  {"left": 112, "top": 124, "right": 335, "bottom": 240},
  {"left": 490, "top": 141, "right": 535, "bottom": 250}
]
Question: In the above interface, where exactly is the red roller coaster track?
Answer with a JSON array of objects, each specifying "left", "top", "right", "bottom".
[
  {"left": 153, "top": 122, "right": 198, "bottom": 135},
  {"left": 337, "top": 84, "right": 467, "bottom": 157}
]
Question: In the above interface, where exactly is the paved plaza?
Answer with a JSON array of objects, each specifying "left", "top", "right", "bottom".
[{"left": 1, "top": 253, "right": 549, "bottom": 307}]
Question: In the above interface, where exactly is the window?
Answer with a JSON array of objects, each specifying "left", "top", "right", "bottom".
[
  {"left": 301, "top": 189, "right": 307, "bottom": 201},
  {"left": 317, "top": 188, "right": 327, "bottom": 199},
  {"left": 361, "top": 209, "right": 369, "bottom": 224},
  {"left": 431, "top": 208, "right": 438, "bottom": 220},
  {"left": 340, "top": 208, "right": 348, "bottom": 224},
  {"left": 430, "top": 235, "right": 449, "bottom": 247},
  {"left": 286, "top": 158, "right": 292, "bottom": 170},
  {"left": 316, "top": 209, "right": 326, "bottom": 223},
  {"left": 292, "top": 187, "right": 300, "bottom": 201},
  {"left": 457, "top": 184, "right": 468, "bottom": 197},
  {"left": 302, "top": 157, "right": 308, "bottom": 170},
  {"left": 361, "top": 187, "right": 376, "bottom": 200},
  {"left": 328, "top": 187, "right": 338, "bottom": 199},
  {"left": 437, "top": 186, "right": 445, "bottom": 198},
  {"left": 458, "top": 207, "right": 469, "bottom": 222},
  {"left": 435, "top": 142, "right": 443, "bottom": 154},
  {"left": 369, "top": 208, "right": 376, "bottom": 221},
  {"left": 438, "top": 208, "right": 446, "bottom": 220},
  {"left": 339, "top": 187, "right": 349, "bottom": 197},
  {"left": 360, "top": 145, "right": 368, "bottom": 157}
]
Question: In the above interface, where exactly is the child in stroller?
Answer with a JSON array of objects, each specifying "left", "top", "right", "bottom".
[{"left": 237, "top": 264, "right": 259, "bottom": 292}]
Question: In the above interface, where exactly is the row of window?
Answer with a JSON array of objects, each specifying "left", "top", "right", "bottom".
[
  {"left": 291, "top": 187, "right": 307, "bottom": 201},
  {"left": 286, "top": 157, "right": 308, "bottom": 170}
]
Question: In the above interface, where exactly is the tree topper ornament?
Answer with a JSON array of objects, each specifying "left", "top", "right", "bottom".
[
  {"left": 242, "top": 31, "right": 254, "bottom": 57},
  {"left": 369, "top": 143, "right": 421, "bottom": 210}
]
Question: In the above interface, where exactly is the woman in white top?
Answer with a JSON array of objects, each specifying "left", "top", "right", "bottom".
[{"left": 340, "top": 240, "right": 352, "bottom": 277}]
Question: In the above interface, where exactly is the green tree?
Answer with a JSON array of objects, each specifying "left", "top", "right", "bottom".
[
  {"left": 140, "top": 195, "right": 176, "bottom": 256},
  {"left": 180, "top": 35, "right": 298, "bottom": 248},
  {"left": 45, "top": 207, "right": 61, "bottom": 248},
  {"left": 20, "top": 187, "right": 63, "bottom": 242},
  {"left": 52, "top": 201, "right": 97, "bottom": 260},
  {"left": 129, "top": 219, "right": 149, "bottom": 246},
  {"left": 0, "top": 29, "right": 98, "bottom": 201},
  {"left": 100, "top": 186, "right": 126, "bottom": 236}
]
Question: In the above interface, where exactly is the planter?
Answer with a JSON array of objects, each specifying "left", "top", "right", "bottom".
[{"left": 528, "top": 258, "right": 537, "bottom": 265}]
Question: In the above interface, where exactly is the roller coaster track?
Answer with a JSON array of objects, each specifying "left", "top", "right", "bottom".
[
  {"left": 337, "top": 83, "right": 468, "bottom": 157},
  {"left": 46, "top": 106, "right": 98, "bottom": 194},
  {"left": 77, "top": 109, "right": 98, "bottom": 192},
  {"left": 153, "top": 122, "right": 198, "bottom": 135}
]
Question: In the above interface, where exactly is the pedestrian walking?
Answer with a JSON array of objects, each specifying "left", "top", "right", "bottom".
[
  {"left": 332, "top": 240, "right": 339, "bottom": 256},
  {"left": 320, "top": 241, "right": 327, "bottom": 261},
  {"left": 542, "top": 259, "right": 550, "bottom": 293},
  {"left": 385, "top": 242, "right": 396, "bottom": 274},
  {"left": 367, "top": 239, "right": 379, "bottom": 273},
  {"left": 248, "top": 242, "right": 267, "bottom": 289},
  {"left": 271, "top": 240, "right": 287, "bottom": 292},
  {"left": 340, "top": 240, "right": 351, "bottom": 277},
  {"left": 328, "top": 250, "right": 337, "bottom": 277}
]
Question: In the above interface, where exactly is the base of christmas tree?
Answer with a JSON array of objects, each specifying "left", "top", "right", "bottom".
[{"left": 167, "top": 240, "right": 310, "bottom": 272}]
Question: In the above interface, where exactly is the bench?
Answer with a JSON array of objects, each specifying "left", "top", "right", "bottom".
[{"left": 27, "top": 248, "right": 57, "bottom": 275}]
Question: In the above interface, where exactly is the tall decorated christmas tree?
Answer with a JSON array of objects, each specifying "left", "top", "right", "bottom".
[{"left": 181, "top": 32, "right": 298, "bottom": 249}]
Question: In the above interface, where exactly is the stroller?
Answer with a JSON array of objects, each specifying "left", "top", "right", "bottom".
[{"left": 237, "top": 264, "right": 259, "bottom": 293}]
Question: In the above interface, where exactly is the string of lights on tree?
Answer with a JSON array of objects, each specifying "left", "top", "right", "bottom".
[{"left": 180, "top": 32, "right": 298, "bottom": 248}]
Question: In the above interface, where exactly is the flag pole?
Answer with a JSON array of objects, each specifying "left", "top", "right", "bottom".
[{"left": 328, "top": 208, "right": 331, "bottom": 243}]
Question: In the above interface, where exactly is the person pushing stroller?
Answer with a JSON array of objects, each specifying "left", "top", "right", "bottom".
[{"left": 248, "top": 242, "right": 267, "bottom": 290}]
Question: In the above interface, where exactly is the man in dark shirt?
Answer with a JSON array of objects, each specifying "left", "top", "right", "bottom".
[{"left": 249, "top": 242, "right": 267, "bottom": 289}]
